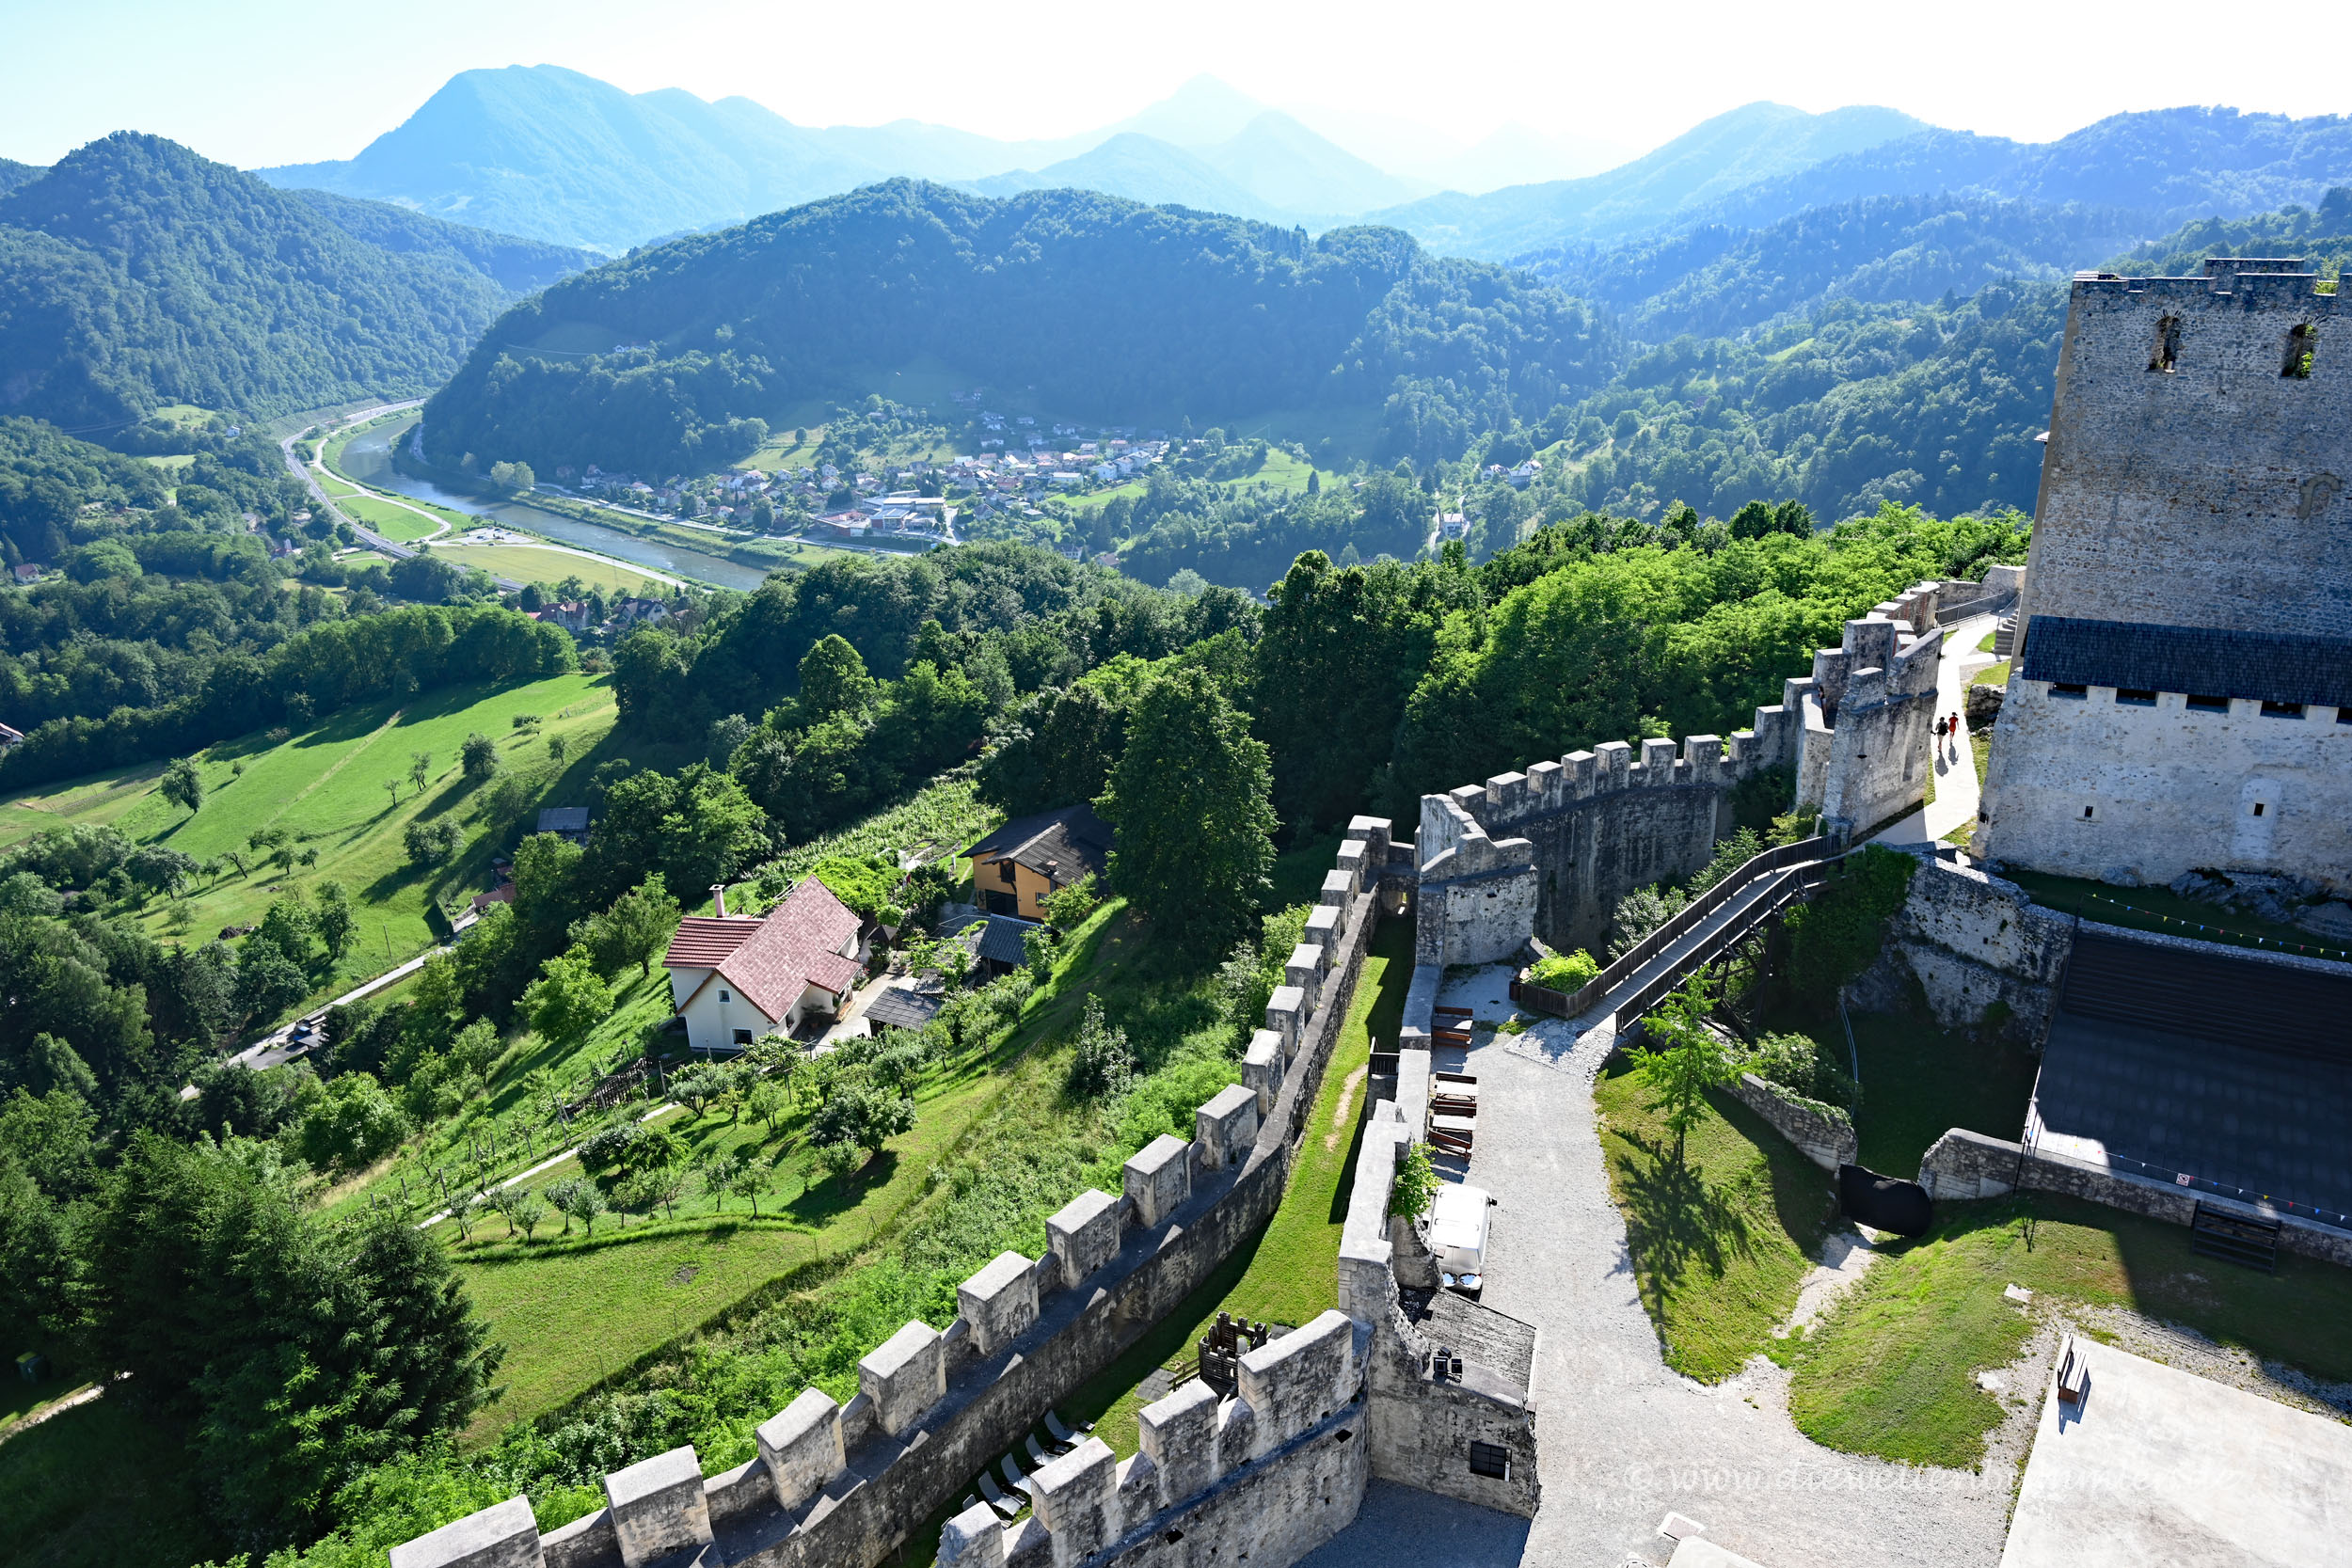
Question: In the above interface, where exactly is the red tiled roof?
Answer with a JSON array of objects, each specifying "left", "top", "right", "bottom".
[
  {"left": 663, "top": 915, "right": 761, "bottom": 968},
  {"left": 712, "top": 877, "right": 863, "bottom": 1021}
]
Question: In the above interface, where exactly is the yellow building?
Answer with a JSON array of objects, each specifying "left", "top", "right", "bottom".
[{"left": 961, "top": 804, "right": 1113, "bottom": 923}]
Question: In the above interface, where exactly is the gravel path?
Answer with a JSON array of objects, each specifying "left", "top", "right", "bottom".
[{"left": 1316, "top": 998, "right": 2020, "bottom": 1567}]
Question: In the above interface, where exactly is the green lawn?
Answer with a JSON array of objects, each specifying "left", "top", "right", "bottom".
[
  {"left": 0, "top": 673, "right": 616, "bottom": 1009},
  {"left": 1064, "top": 915, "right": 1415, "bottom": 1457},
  {"left": 0, "top": 1396, "right": 229, "bottom": 1568},
  {"left": 1594, "top": 1060, "right": 1836, "bottom": 1382},
  {"left": 1788, "top": 1193, "right": 2352, "bottom": 1468},
  {"left": 1971, "top": 659, "right": 2010, "bottom": 686}
]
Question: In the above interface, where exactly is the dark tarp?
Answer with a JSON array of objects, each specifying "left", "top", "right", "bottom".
[{"left": 1839, "top": 1163, "right": 1932, "bottom": 1235}]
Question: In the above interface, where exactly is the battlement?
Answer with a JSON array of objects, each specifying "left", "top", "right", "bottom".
[
  {"left": 933, "top": 1312, "right": 1368, "bottom": 1568},
  {"left": 387, "top": 829, "right": 1393, "bottom": 1568},
  {"left": 2022, "top": 254, "right": 2351, "bottom": 645}
]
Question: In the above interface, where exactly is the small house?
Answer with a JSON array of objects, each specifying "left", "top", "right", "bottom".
[
  {"left": 661, "top": 878, "right": 866, "bottom": 1051},
  {"left": 961, "top": 803, "right": 1113, "bottom": 922},
  {"left": 536, "top": 806, "right": 591, "bottom": 844}
]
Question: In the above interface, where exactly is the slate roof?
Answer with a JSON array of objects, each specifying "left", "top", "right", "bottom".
[
  {"left": 961, "top": 803, "right": 1114, "bottom": 883},
  {"left": 2020, "top": 616, "right": 2352, "bottom": 709},
  {"left": 945, "top": 911, "right": 1041, "bottom": 967},
  {"left": 863, "top": 986, "right": 945, "bottom": 1031},
  {"left": 537, "top": 806, "right": 591, "bottom": 835}
]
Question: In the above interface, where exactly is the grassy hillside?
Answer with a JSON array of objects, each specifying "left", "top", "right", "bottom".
[{"left": 0, "top": 672, "right": 615, "bottom": 994}]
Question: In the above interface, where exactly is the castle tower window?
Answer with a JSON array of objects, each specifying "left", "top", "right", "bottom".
[
  {"left": 2186, "top": 693, "right": 2230, "bottom": 712},
  {"left": 2081, "top": 805, "right": 2096, "bottom": 820},
  {"left": 2282, "top": 323, "right": 2317, "bottom": 379},
  {"left": 2115, "top": 689, "right": 2157, "bottom": 706},
  {"left": 2261, "top": 701, "right": 2306, "bottom": 719},
  {"left": 2149, "top": 315, "right": 2183, "bottom": 372},
  {"left": 2052, "top": 682, "right": 2088, "bottom": 699}
]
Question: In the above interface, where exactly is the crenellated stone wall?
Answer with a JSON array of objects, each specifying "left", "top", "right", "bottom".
[
  {"left": 387, "top": 826, "right": 1391, "bottom": 1568},
  {"left": 1412, "top": 596, "right": 1982, "bottom": 961}
]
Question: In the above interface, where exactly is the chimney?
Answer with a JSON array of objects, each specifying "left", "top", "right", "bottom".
[{"left": 711, "top": 884, "right": 727, "bottom": 918}]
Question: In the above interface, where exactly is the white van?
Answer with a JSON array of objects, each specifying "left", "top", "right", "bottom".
[{"left": 1426, "top": 1181, "right": 1493, "bottom": 1296}]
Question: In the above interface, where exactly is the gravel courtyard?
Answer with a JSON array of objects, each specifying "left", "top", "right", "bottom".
[{"left": 1309, "top": 984, "right": 2025, "bottom": 1568}]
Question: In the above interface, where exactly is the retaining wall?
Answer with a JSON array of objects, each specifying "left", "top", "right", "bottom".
[
  {"left": 1919, "top": 1127, "right": 2352, "bottom": 1269},
  {"left": 1724, "top": 1073, "right": 1856, "bottom": 1173}
]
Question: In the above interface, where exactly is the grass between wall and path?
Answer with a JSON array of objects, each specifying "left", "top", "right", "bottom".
[
  {"left": 892, "top": 906, "right": 1410, "bottom": 1568},
  {"left": 1596, "top": 1008, "right": 2352, "bottom": 1469},
  {"left": 1593, "top": 1059, "right": 1837, "bottom": 1382},
  {"left": 1784, "top": 1193, "right": 2352, "bottom": 1468}
]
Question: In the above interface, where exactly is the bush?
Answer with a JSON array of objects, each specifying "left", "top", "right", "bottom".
[
  {"left": 1529, "top": 949, "right": 1599, "bottom": 991},
  {"left": 295, "top": 1072, "right": 408, "bottom": 1174},
  {"left": 1746, "top": 1030, "right": 1860, "bottom": 1112},
  {"left": 1042, "top": 872, "right": 1101, "bottom": 929},
  {"left": 1783, "top": 845, "right": 1918, "bottom": 1004},
  {"left": 1065, "top": 995, "right": 1133, "bottom": 1099},
  {"left": 1390, "top": 1141, "right": 1438, "bottom": 1218}
]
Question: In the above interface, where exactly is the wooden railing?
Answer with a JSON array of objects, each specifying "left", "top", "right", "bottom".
[{"left": 1514, "top": 837, "right": 1828, "bottom": 1020}]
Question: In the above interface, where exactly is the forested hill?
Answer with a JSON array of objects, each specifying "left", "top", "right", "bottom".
[
  {"left": 421, "top": 181, "right": 1625, "bottom": 475},
  {"left": 0, "top": 134, "right": 596, "bottom": 431},
  {"left": 1520, "top": 194, "right": 2152, "bottom": 341}
]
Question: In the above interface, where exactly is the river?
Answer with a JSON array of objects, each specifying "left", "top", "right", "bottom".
[{"left": 338, "top": 420, "right": 773, "bottom": 591}]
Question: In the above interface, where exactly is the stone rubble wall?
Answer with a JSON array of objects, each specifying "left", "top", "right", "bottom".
[
  {"left": 1867, "top": 854, "right": 2075, "bottom": 1037},
  {"left": 1724, "top": 1072, "right": 1856, "bottom": 1173},
  {"left": 388, "top": 827, "right": 1390, "bottom": 1568}
]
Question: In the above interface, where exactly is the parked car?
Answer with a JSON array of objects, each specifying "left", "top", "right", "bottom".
[{"left": 1427, "top": 1181, "right": 1494, "bottom": 1297}]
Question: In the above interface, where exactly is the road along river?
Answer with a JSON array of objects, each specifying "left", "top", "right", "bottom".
[{"left": 336, "top": 419, "right": 771, "bottom": 591}]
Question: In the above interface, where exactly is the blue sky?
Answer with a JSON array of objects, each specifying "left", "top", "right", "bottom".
[{"left": 0, "top": 0, "right": 2324, "bottom": 170}]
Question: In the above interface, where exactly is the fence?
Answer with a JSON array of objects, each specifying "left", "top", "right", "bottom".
[
  {"left": 1931, "top": 588, "right": 2018, "bottom": 628},
  {"left": 1613, "top": 863, "right": 1814, "bottom": 1034},
  {"left": 1514, "top": 836, "right": 1829, "bottom": 1020}
]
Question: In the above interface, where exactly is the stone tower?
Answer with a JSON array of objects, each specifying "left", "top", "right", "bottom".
[{"left": 1978, "top": 260, "right": 2352, "bottom": 892}]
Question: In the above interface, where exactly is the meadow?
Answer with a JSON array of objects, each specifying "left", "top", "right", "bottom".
[
  {"left": 0, "top": 672, "right": 616, "bottom": 995},
  {"left": 422, "top": 541, "right": 677, "bottom": 595}
]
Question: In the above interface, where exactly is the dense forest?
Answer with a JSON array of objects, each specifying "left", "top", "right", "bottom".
[
  {"left": 421, "top": 182, "right": 1622, "bottom": 475},
  {"left": 0, "top": 134, "right": 594, "bottom": 431}
]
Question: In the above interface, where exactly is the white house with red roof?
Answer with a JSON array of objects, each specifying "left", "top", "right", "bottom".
[{"left": 661, "top": 877, "right": 866, "bottom": 1053}]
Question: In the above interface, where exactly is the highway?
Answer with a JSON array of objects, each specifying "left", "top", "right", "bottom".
[{"left": 278, "top": 400, "right": 426, "bottom": 560}]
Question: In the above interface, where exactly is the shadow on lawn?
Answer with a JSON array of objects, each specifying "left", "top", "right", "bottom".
[{"left": 1612, "top": 1128, "right": 1759, "bottom": 1300}]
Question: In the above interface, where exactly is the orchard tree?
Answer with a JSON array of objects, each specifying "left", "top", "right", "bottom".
[
  {"left": 1096, "top": 667, "right": 1275, "bottom": 960},
  {"left": 314, "top": 880, "right": 357, "bottom": 961},
  {"left": 160, "top": 756, "right": 204, "bottom": 816},
  {"left": 797, "top": 634, "right": 875, "bottom": 721},
  {"left": 460, "top": 732, "right": 501, "bottom": 781},
  {"left": 580, "top": 874, "right": 682, "bottom": 977}
]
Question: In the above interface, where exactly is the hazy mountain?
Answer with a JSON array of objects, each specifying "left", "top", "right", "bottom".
[
  {"left": 256, "top": 66, "right": 1445, "bottom": 253},
  {"left": 0, "top": 133, "right": 594, "bottom": 429},
  {"left": 1680, "top": 107, "right": 2352, "bottom": 237},
  {"left": 0, "top": 157, "right": 41, "bottom": 198},
  {"left": 1107, "top": 75, "right": 1273, "bottom": 149},
  {"left": 967, "top": 135, "right": 1290, "bottom": 223},
  {"left": 1375, "top": 102, "right": 1932, "bottom": 259},
  {"left": 1198, "top": 112, "right": 1428, "bottom": 215},
  {"left": 1281, "top": 106, "right": 1636, "bottom": 194}
]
